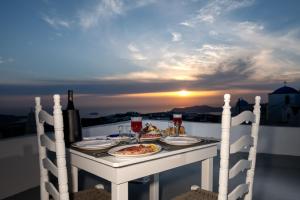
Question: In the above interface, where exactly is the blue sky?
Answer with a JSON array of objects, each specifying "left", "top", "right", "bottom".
[{"left": 1, "top": 0, "right": 300, "bottom": 115}]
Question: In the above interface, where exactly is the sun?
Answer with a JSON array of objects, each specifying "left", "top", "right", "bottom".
[{"left": 178, "top": 90, "right": 191, "bottom": 97}]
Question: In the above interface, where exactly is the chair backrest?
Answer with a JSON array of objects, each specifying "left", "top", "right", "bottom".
[
  {"left": 218, "top": 94, "right": 261, "bottom": 200},
  {"left": 35, "top": 95, "right": 70, "bottom": 200}
]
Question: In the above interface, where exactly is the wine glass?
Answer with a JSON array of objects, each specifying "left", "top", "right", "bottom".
[
  {"left": 117, "top": 125, "right": 124, "bottom": 135},
  {"left": 173, "top": 114, "right": 182, "bottom": 136},
  {"left": 173, "top": 114, "right": 182, "bottom": 126},
  {"left": 131, "top": 117, "right": 142, "bottom": 142},
  {"left": 125, "top": 125, "right": 132, "bottom": 135}
]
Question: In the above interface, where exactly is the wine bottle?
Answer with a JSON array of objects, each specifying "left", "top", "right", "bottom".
[
  {"left": 63, "top": 90, "right": 82, "bottom": 147},
  {"left": 66, "top": 90, "right": 75, "bottom": 110}
]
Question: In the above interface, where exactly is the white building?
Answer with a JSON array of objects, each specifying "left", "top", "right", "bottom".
[{"left": 268, "top": 85, "right": 300, "bottom": 125}]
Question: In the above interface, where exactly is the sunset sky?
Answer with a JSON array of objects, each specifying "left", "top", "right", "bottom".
[{"left": 1, "top": 0, "right": 300, "bottom": 115}]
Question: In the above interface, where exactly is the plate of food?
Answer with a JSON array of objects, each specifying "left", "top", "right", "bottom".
[
  {"left": 72, "top": 139, "right": 118, "bottom": 150},
  {"left": 140, "top": 133, "right": 161, "bottom": 141},
  {"left": 108, "top": 143, "right": 162, "bottom": 158},
  {"left": 160, "top": 136, "right": 202, "bottom": 146},
  {"left": 142, "top": 123, "right": 161, "bottom": 134}
]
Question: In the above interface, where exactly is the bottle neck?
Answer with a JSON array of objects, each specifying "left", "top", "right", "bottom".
[{"left": 67, "top": 90, "right": 75, "bottom": 110}]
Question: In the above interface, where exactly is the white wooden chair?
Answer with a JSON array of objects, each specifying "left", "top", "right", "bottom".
[
  {"left": 35, "top": 95, "right": 110, "bottom": 200},
  {"left": 173, "top": 94, "right": 261, "bottom": 200}
]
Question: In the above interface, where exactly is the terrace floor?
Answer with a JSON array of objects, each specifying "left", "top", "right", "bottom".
[{"left": 4, "top": 153, "right": 300, "bottom": 200}]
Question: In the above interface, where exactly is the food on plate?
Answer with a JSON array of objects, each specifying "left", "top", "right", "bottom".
[
  {"left": 179, "top": 126, "right": 186, "bottom": 135},
  {"left": 162, "top": 127, "right": 175, "bottom": 136},
  {"left": 162, "top": 126, "right": 185, "bottom": 136},
  {"left": 142, "top": 123, "right": 160, "bottom": 133},
  {"left": 140, "top": 133, "right": 161, "bottom": 139},
  {"left": 141, "top": 123, "right": 161, "bottom": 140},
  {"left": 115, "top": 144, "right": 159, "bottom": 155}
]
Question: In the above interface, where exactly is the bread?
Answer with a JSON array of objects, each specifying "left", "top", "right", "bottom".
[
  {"left": 163, "top": 126, "right": 185, "bottom": 136},
  {"left": 179, "top": 126, "right": 185, "bottom": 135}
]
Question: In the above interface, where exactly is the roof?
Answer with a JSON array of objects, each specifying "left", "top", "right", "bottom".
[
  {"left": 271, "top": 86, "right": 299, "bottom": 95},
  {"left": 236, "top": 98, "right": 249, "bottom": 107}
]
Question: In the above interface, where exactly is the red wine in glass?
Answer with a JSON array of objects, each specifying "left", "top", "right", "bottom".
[
  {"left": 131, "top": 117, "right": 142, "bottom": 133},
  {"left": 173, "top": 114, "right": 182, "bottom": 126}
]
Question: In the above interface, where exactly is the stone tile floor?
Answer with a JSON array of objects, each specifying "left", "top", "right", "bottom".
[{"left": 4, "top": 153, "right": 300, "bottom": 200}]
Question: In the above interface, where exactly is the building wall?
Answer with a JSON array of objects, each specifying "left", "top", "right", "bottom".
[
  {"left": 268, "top": 93, "right": 300, "bottom": 123},
  {"left": 269, "top": 93, "right": 299, "bottom": 106}
]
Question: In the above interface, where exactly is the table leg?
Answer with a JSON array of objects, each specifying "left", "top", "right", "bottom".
[
  {"left": 149, "top": 173, "right": 159, "bottom": 200},
  {"left": 71, "top": 166, "right": 78, "bottom": 192},
  {"left": 201, "top": 157, "right": 213, "bottom": 191},
  {"left": 112, "top": 182, "right": 128, "bottom": 200}
]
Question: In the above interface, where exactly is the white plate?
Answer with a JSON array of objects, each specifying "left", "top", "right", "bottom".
[
  {"left": 140, "top": 135, "right": 161, "bottom": 141},
  {"left": 72, "top": 140, "right": 118, "bottom": 150},
  {"left": 82, "top": 136, "right": 107, "bottom": 140},
  {"left": 160, "top": 136, "right": 202, "bottom": 146},
  {"left": 108, "top": 143, "right": 162, "bottom": 158},
  {"left": 107, "top": 134, "right": 135, "bottom": 142}
]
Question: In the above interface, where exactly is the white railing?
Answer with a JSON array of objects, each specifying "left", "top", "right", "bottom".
[{"left": 0, "top": 120, "right": 299, "bottom": 199}]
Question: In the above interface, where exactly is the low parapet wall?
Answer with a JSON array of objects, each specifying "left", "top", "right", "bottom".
[
  {"left": 85, "top": 120, "right": 300, "bottom": 156},
  {"left": 0, "top": 121, "right": 299, "bottom": 198}
]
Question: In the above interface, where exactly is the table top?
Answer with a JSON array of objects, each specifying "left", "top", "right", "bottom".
[{"left": 69, "top": 140, "right": 219, "bottom": 168}]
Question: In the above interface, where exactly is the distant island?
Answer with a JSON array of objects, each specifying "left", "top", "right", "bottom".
[
  {"left": 1, "top": 88, "right": 300, "bottom": 139},
  {"left": 81, "top": 105, "right": 223, "bottom": 127},
  {"left": 171, "top": 105, "right": 222, "bottom": 114}
]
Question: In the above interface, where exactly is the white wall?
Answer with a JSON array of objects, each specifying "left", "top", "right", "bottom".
[
  {"left": 0, "top": 135, "right": 40, "bottom": 199},
  {"left": 86, "top": 120, "right": 300, "bottom": 156},
  {"left": 183, "top": 121, "right": 300, "bottom": 156},
  {"left": 0, "top": 121, "right": 299, "bottom": 198}
]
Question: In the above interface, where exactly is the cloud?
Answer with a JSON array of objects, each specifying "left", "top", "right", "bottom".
[
  {"left": 42, "top": 15, "right": 71, "bottom": 29},
  {"left": 128, "top": 43, "right": 140, "bottom": 52},
  {"left": 209, "top": 30, "right": 218, "bottom": 36},
  {"left": 134, "top": 0, "right": 157, "bottom": 8},
  {"left": 127, "top": 43, "right": 148, "bottom": 60},
  {"left": 0, "top": 79, "right": 180, "bottom": 96},
  {"left": 180, "top": 21, "right": 194, "bottom": 27},
  {"left": 173, "top": 0, "right": 300, "bottom": 84},
  {"left": 78, "top": 0, "right": 157, "bottom": 30},
  {"left": 101, "top": 71, "right": 159, "bottom": 81},
  {"left": 197, "top": 14, "right": 215, "bottom": 24},
  {"left": 0, "top": 56, "right": 14, "bottom": 65},
  {"left": 4, "top": 0, "right": 299, "bottom": 95},
  {"left": 131, "top": 53, "right": 147, "bottom": 60},
  {"left": 199, "top": 57, "right": 255, "bottom": 85},
  {"left": 79, "top": 0, "right": 124, "bottom": 30},
  {"left": 181, "top": 0, "right": 254, "bottom": 26},
  {"left": 171, "top": 32, "right": 182, "bottom": 42}
]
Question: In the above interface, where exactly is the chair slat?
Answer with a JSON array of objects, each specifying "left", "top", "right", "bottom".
[
  {"left": 228, "top": 183, "right": 249, "bottom": 200},
  {"left": 230, "top": 135, "right": 253, "bottom": 154},
  {"left": 231, "top": 111, "right": 255, "bottom": 127},
  {"left": 39, "top": 110, "right": 54, "bottom": 126},
  {"left": 45, "top": 182, "right": 59, "bottom": 200},
  {"left": 43, "top": 158, "right": 58, "bottom": 177},
  {"left": 40, "top": 134, "right": 56, "bottom": 152},
  {"left": 229, "top": 159, "right": 251, "bottom": 179}
]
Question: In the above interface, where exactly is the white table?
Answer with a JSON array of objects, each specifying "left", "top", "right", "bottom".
[{"left": 70, "top": 142, "right": 218, "bottom": 200}]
